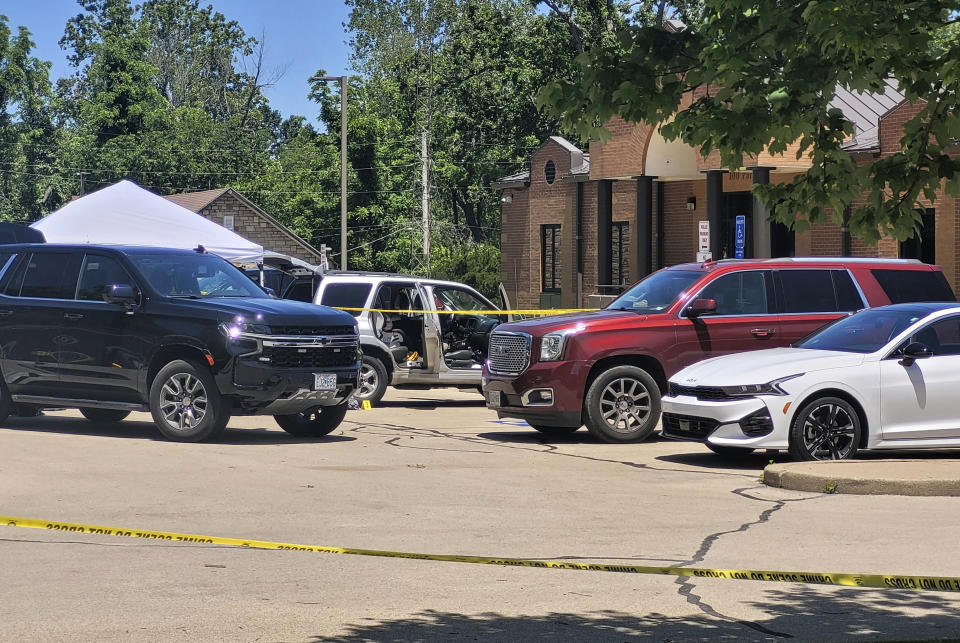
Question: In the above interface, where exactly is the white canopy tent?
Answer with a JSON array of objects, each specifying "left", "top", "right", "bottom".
[{"left": 32, "top": 179, "right": 264, "bottom": 264}]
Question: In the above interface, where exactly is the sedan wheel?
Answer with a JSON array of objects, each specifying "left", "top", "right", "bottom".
[{"left": 789, "top": 396, "right": 861, "bottom": 461}]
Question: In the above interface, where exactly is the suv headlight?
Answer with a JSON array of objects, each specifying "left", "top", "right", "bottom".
[
  {"left": 219, "top": 322, "right": 270, "bottom": 338},
  {"left": 540, "top": 333, "right": 566, "bottom": 362},
  {"left": 721, "top": 374, "right": 804, "bottom": 397}
]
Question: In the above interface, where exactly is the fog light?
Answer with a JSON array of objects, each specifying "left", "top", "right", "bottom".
[
  {"left": 740, "top": 408, "right": 774, "bottom": 437},
  {"left": 521, "top": 388, "right": 555, "bottom": 407}
]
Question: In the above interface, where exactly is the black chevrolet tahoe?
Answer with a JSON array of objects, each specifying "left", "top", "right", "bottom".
[{"left": 0, "top": 244, "right": 360, "bottom": 442}]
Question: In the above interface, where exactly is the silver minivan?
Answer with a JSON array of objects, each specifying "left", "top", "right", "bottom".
[{"left": 315, "top": 272, "right": 504, "bottom": 403}]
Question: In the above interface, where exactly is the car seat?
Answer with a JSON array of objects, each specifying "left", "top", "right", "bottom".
[{"left": 914, "top": 326, "right": 942, "bottom": 354}]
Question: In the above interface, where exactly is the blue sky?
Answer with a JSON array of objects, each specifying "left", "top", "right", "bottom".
[{"left": 2, "top": 0, "right": 353, "bottom": 124}]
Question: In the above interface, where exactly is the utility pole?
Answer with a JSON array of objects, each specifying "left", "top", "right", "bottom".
[
  {"left": 310, "top": 74, "right": 348, "bottom": 270},
  {"left": 76, "top": 171, "right": 89, "bottom": 196},
  {"left": 421, "top": 129, "right": 430, "bottom": 269}
]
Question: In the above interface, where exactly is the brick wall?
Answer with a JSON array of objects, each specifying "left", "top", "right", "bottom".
[
  {"left": 527, "top": 140, "right": 578, "bottom": 308},
  {"left": 661, "top": 180, "right": 703, "bottom": 266},
  {"left": 588, "top": 116, "right": 653, "bottom": 179},
  {"left": 499, "top": 187, "right": 531, "bottom": 309},
  {"left": 199, "top": 192, "right": 321, "bottom": 264}
]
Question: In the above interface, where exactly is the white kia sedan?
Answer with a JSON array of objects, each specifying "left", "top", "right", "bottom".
[{"left": 661, "top": 303, "right": 960, "bottom": 461}]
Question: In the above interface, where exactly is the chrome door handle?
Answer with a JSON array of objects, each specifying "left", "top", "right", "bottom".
[
  {"left": 0, "top": 310, "right": 12, "bottom": 317},
  {"left": 64, "top": 313, "right": 85, "bottom": 320},
  {"left": 751, "top": 328, "right": 775, "bottom": 338}
]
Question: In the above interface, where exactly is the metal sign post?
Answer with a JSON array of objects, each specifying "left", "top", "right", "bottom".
[{"left": 735, "top": 215, "right": 746, "bottom": 259}]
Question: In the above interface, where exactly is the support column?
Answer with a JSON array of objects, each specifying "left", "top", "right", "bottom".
[
  {"left": 634, "top": 175, "right": 655, "bottom": 279},
  {"left": 706, "top": 170, "right": 723, "bottom": 259},
  {"left": 597, "top": 180, "right": 613, "bottom": 288},
  {"left": 656, "top": 181, "right": 665, "bottom": 269},
  {"left": 752, "top": 167, "right": 772, "bottom": 258}
]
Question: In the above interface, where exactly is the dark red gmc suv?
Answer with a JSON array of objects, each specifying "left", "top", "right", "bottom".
[{"left": 482, "top": 258, "right": 955, "bottom": 443}]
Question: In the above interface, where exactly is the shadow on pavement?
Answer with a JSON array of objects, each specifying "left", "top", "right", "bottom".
[
  {"left": 476, "top": 430, "right": 671, "bottom": 445},
  {"left": 377, "top": 399, "right": 486, "bottom": 410},
  {"left": 0, "top": 416, "right": 355, "bottom": 445},
  {"left": 656, "top": 450, "right": 791, "bottom": 471},
  {"left": 315, "top": 587, "right": 960, "bottom": 641}
]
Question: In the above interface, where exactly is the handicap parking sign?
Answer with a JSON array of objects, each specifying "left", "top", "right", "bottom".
[{"left": 735, "top": 215, "right": 745, "bottom": 259}]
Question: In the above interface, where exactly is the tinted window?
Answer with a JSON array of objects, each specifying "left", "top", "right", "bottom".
[
  {"left": 778, "top": 269, "right": 838, "bottom": 313},
  {"left": 18, "top": 252, "right": 80, "bottom": 299},
  {"left": 907, "top": 316, "right": 960, "bottom": 356},
  {"left": 796, "top": 307, "right": 927, "bottom": 353},
  {"left": 872, "top": 269, "right": 955, "bottom": 304},
  {"left": 698, "top": 271, "right": 770, "bottom": 315},
  {"left": 832, "top": 270, "right": 864, "bottom": 311},
  {"left": 286, "top": 281, "right": 315, "bottom": 303},
  {"left": 77, "top": 255, "right": 133, "bottom": 301},
  {"left": 320, "top": 283, "right": 372, "bottom": 316}
]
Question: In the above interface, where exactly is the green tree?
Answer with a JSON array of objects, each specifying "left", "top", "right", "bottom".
[
  {"left": 538, "top": 0, "right": 960, "bottom": 243},
  {"left": 0, "top": 15, "right": 61, "bottom": 221}
]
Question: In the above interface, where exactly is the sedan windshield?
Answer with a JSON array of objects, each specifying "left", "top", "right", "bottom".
[
  {"left": 131, "top": 253, "right": 267, "bottom": 299},
  {"left": 795, "top": 308, "right": 927, "bottom": 353},
  {"left": 607, "top": 270, "right": 702, "bottom": 313}
]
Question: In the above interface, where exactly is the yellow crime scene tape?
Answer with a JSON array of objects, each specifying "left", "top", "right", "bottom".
[
  {"left": 3, "top": 514, "right": 959, "bottom": 593},
  {"left": 332, "top": 307, "right": 597, "bottom": 316}
]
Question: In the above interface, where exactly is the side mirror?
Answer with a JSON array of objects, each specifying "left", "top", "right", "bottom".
[
  {"left": 263, "top": 286, "right": 278, "bottom": 299},
  {"left": 104, "top": 283, "right": 138, "bottom": 306},
  {"left": 685, "top": 298, "right": 717, "bottom": 318},
  {"left": 900, "top": 341, "right": 933, "bottom": 366}
]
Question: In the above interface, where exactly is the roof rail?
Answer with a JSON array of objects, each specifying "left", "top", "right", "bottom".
[{"left": 762, "top": 257, "right": 922, "bottom": 264}]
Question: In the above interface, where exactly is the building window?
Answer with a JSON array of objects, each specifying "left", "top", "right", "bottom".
[
  {"left": 899, "top": 208, "right": 935, "bottom": 264},
  {"left": 222, "top": 215, "right": 235, "bottom": 231},
  {"left": 611, "top": 222, "right": 629, "bottom": 287},
  {"left": 541, "top": 224, "right": 561, "bottom": 293},
  {"left": 544, "top": 160, "right": 556, "bottom": 185}
]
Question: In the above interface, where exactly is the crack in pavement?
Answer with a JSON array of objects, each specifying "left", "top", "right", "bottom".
[
  {"left": 343, "top": 419, "right": 759, "bottom": 480},
  {"left": 672, "top": 485, "right": 822, "bottom": 639}
]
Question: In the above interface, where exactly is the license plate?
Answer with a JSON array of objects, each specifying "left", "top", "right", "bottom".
[
  {"left": 486, "top": 390, "right": 502, "bottom": 407},
  {"left": 314, "top": 373, "right": 337, "bottom": 391}
]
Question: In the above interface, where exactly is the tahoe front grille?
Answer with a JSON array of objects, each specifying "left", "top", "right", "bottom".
[
  {"left": 661, "top": 413, "right": 720, "bottom": 440},
  {"left": 488, "top": 332, "right": 532, "bottom": 375},
  {"left": 270, "top": 325, "right": 355, "bottom": 337},
  {"left": 264, "top": 346, "right": 357, "bottom": 368}
]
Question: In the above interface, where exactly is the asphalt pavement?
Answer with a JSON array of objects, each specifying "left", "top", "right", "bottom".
[{"left": 3, "top": 390, "right": 960, "bottom": 641}]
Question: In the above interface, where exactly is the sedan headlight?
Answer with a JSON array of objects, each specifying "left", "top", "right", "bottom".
[
  {"left": 539, "top": 333, "right": 566, "bottom": 362},
  {"left": 721, "top": 374, "right": 804, "bottom": 397}
]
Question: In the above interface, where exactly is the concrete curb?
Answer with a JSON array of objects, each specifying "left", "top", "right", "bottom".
[{"left": 763, "top": 459, "right": 960, "bottom": 496}]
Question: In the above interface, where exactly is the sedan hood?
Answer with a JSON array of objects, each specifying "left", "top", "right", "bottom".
[{"left": 671, "top": 348, "right": 865, "bottom": 386}]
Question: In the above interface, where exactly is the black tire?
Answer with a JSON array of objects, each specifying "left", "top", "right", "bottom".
[
  {"left": 0, "top": 378, "right": 12, "bottom": 425},
  {"left": 355, "top": 355, "right": 388, "bottom": 405},
  {"left": 706, "top": 443, "right": 756, "bottom": 457},
  {"left": 275, "top": 402, "right": 349, "bottom": 437},
  {"left": 79, "top": 408, "right": 131, "bottom": 423},
  {"left": 149, "top": 359, "right": 230, "bottom": 442},
  {"left": 583, "top": 365, "right": 660, "bottom": 443},
  {"left": 788, "top": 396, "right": 862, "bottom": 461},
  {"left": 529, "top": 423, "right": 580, "bottom": 436}
]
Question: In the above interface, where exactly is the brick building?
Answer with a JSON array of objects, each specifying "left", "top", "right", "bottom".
[
  {"left": 495, "top": 84, "right": 960, "bottom": 309},
  {"left": 165, "top": 188, "right": 323, "bottom": 264}
]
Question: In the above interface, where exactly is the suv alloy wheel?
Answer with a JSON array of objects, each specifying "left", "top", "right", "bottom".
[
  {"left": 149, "top": 359, "right": 230, "bottom": 442},
  {"left": 583, "top": 365, "right": 661, "bottom": 443}
]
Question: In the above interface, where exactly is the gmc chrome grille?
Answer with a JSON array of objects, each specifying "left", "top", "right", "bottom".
[{"left": 488, "top": 332, "right": 531, "bottom": 375}]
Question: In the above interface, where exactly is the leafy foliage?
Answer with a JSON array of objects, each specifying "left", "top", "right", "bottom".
[{"left": 538, "top": 0, "right": 960, "bottom": 242}]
